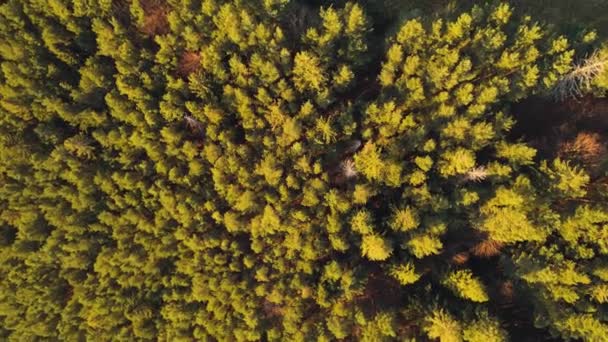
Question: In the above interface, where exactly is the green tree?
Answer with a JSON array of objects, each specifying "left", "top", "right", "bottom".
[{"left": 0, "top": 1, "right": 607, "bottom": 341}]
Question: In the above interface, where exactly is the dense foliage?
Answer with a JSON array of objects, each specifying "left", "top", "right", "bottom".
[{"left": 0, "top": 0, "right": 607, "bottom": 340}]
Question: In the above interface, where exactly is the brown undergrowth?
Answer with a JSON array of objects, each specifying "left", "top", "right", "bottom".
[
  {"left": 177, "top": 51, "right": 201, "bottom": 78},
  {"left": 140, "top": 0, "right": 170, "bottom": 36}
]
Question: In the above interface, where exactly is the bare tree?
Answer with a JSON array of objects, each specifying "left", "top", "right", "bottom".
[
  {"left": 340, "top": 159, "right": 358, "bottom": 179},
  {"left": 554, "top": 49, "right": 608, "bottom": 100},
  {"left": 184, "top": 115, "right": 204, "bottom": 138},
  {"left": 463, "top": 166, "right": 488, "bottom": 183}
]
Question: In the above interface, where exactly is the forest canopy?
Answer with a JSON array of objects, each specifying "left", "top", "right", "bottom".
[{"left": 1, "top": 0, "right": 608, "bottom": 341}]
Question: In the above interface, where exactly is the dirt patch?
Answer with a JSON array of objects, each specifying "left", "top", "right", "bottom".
[{"left": 511, "top": 95, "right": 608, "bottom": 163}]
